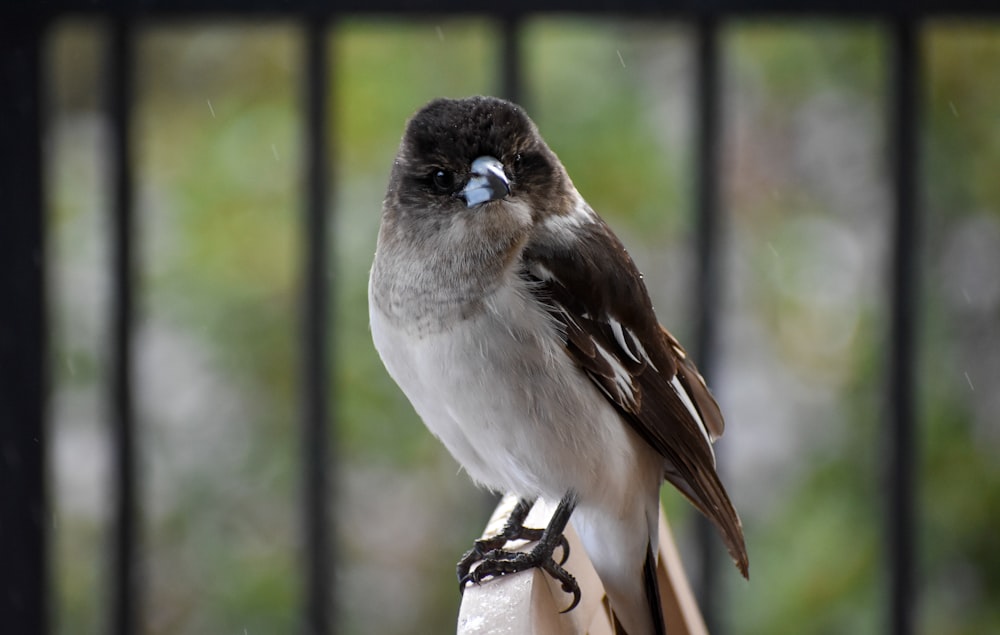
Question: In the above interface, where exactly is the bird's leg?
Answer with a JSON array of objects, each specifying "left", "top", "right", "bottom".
[
  {"left": 459, "top": 493, "right": 581, "bottom": 613},
  {"left": 458, "top": 497, "right": 569, "bottom": 590}
]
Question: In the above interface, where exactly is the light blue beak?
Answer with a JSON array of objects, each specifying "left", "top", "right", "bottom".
[{"left": 461, "top": 156, "right": 510, "bottom": 207}]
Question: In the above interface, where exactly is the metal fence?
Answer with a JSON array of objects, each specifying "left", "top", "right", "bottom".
[{"left": 1, "top": 1, "right": 995, "bottom": 634}]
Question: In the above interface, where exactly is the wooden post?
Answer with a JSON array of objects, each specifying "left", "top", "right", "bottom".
[{"left": 458, "top": 496, "right": 707, "bottom": 634}]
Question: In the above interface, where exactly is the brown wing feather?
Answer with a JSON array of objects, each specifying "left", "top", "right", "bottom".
[
  {"left": 523, "top": 218, "right": 749, "bottom": 578},
  {"left": 660, "top": 327, "right": 725, "bottom": 440}
]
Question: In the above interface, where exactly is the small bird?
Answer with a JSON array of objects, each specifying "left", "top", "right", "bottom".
[{"left": 369, "top": 96, "right": 748, "bottom": 635}]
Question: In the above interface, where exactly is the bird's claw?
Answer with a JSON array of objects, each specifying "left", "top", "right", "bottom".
[
  {"left": 457, "top": 543, "right": 580, "bottom": 613},
  {"left": 457, "top": 527, "right": 570, "bottom": 593},
  {"left": 457, "top": 536, "right": 505, "bottom": 594}
]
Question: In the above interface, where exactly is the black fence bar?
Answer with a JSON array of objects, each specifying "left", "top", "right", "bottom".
[
  {"left": 498, "top": 15, "right": 523, "bottom": 107},
  {"left": 886, "top": 17, "right": 920, "bottom": 635},
  {"left": 691, "top": 15, "right": 723, "bottom": 635},
  {"left": 108, "top": 16, "right": 140, "bottom": 635},
  {"left": 0, "top": 13, "right": 48, "bottom": 635},
  {"left": 301, "top": 17, "right": 333, "bottom": 635}
]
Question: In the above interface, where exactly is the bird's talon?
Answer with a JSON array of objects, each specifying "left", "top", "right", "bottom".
[
  {"left": 539, "top": 558, "right": 580, "bottom": 612},
  {"left": 453, "top": 496, "right": 580, "bottom": 611},
  {"left": 556, "top": 535, "right": 571, "bottom": 565},
  {"left": 457, "top": 542, "right": 580, "bottom": 612},
  {"left": 559, "top": 585, "right": 582, "bottom": 614}
]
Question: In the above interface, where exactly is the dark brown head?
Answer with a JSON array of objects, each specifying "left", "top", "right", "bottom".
[{"left": 386, "top": 96, "right": 570, "bottom": 220}]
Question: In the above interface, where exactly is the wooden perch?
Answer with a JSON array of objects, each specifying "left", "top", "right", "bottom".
[{"left": 457, "top": 495, "right": 708, "bottom": 635}]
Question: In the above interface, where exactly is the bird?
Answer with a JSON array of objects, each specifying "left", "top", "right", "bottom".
[{"left": 368, "top": 95, "right": 748, "bottom": 635}]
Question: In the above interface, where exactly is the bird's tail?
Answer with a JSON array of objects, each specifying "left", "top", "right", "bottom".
[{"left": 609, "top": 540, "right": 665, "bottom": 635}]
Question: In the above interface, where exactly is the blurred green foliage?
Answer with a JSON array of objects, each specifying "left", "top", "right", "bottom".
[{"left": 46, "top": 16, "right": 998, "bottom": 635}]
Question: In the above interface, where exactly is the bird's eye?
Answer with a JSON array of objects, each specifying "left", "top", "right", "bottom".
[
  {"left": 511, "top": 153, "right": 527, "bottom": 175},
  {"left": 431, "top": 169, "right": 456, "bottom": 194}
]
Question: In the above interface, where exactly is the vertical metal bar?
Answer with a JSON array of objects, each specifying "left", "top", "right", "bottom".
[
  {"left": 499, "top": 15, "right": 522, "bottom": 106},
  {"left": 0, "top": 13, "right": 48, "bottom": 635},
  {"left": 691, "top": 15, "right": 724, "bottom": 635},
  {"left": 301, "top": 18, "right": 333, "bottom": 635},
  {"left": 108, "top": 16, "right": 139, "bottom": 635},
  {"left": 887, "top": 17, "right": 919, "bottom": 635}
]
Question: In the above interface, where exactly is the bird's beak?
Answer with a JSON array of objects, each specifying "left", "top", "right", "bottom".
[{"left": 460, "top": 156, "right": 510, "bottom": 207}]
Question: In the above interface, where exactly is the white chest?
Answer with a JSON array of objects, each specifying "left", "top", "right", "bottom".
[{"left": 369, "top": 276, "right": 639, "bottom": 504}]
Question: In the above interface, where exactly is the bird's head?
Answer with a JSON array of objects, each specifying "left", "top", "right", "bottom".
[{"left": 385, "top": 96, "right": 570, "bottom": 226}]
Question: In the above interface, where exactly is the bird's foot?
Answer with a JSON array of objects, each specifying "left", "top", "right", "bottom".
[
  {"left": 460, "top": 542, "right": 581, "bottom": 612},
  {"left": 456, "top": 528, "right": 570, "bottom": 587},
  {"left": 457, "top": 495, "right": 580, "bottom": 613},
  {"left": 457, "top": 498, "right": 569, "bottom": 591}
]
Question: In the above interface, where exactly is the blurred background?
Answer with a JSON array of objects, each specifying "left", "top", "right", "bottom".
[{"left": 42, "top": 13, "right": 998, "bottom": 635}]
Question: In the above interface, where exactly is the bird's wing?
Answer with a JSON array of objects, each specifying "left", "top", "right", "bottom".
[{"left": 522, "top": 214, "right": 749, "bottom": 578}]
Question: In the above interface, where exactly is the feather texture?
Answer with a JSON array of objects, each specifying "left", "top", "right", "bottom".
[{"left": 524, "top": 201, "right": 749, "bottom": 579}]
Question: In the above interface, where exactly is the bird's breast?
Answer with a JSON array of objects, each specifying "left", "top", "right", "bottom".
[
  {"left": 369, "top": 271, "right": 645, "bottom": 506},
  {"left": 369, "top": 200, "right": 536, "bottom": 336}
]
